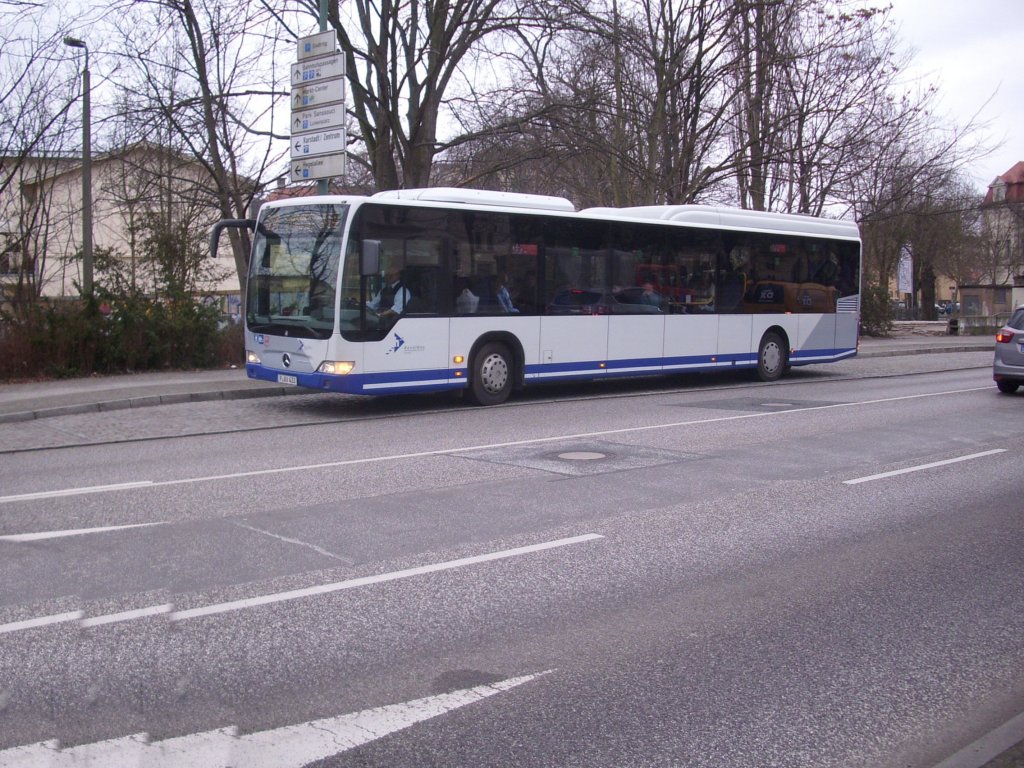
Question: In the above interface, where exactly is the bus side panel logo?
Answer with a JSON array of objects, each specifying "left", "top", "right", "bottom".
[{"left": 386, "top": 334, "right": 405, "bottom": 355}]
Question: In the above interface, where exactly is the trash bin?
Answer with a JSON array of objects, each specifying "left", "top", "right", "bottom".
[{"left": 947, "top": 317, "right": 959, "bottom": 336}]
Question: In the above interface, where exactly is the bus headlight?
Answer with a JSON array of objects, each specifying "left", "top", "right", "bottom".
[
  {"left": 317, "top": 360, "right": 355, "bottom": 375},
  {"left": 247, "top": 351, "right": 261, "bottom": 364}
]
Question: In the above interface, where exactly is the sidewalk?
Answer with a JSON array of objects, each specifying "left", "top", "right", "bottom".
[{"left": 0, "top": 334, "right": 994, "bottom": 424}]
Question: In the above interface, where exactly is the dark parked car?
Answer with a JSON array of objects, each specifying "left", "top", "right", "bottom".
[{"left": 993, "top": 304, "right": 1024, "bottom": 394}]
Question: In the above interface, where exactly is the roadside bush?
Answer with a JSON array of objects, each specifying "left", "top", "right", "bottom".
[
  {"left": 0, "top": 292, "right": 242, "bottom": 382},
  {"left": 859, "top": 283, "right": 893, "bottom": 337}
]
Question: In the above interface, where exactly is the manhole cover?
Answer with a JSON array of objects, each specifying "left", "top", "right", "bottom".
[{"left": 557, "top": 451, "right": 607, "bottom": 461}]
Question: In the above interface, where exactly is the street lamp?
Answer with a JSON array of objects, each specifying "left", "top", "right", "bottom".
[{"left": 63, "top": 36, "right": 92, "bottom": 296}]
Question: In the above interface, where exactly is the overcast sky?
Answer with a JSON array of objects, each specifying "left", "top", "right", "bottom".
[{"left": 887, "top": 0, "right": 1024, "bottom": 191}]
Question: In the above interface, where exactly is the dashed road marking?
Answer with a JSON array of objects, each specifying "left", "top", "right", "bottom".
[
  {"left": 0, "top": 534, "right": 603, "bottom": 636},
  {"left": 844, "top": 449, "right": 1006, "bottom": 485},
  {"left": 0, "top": 386, "right": 990, "bottom": 505},
  {"left": 0, "top": 521, "right": 166, "bottom": 542}
]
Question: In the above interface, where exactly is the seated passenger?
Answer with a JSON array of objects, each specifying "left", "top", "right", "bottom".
[
  {"left": 638, "top": 281, "right": 662, "bottom": 307},
  {"left": 456, "top": 278, "right": 479, "bottom": 313},
  {"left": 497, "top": 272, "right": 519, "bottom": 313}
]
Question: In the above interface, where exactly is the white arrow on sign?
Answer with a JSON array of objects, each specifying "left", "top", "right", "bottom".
[
  {"left": 291, "top": 54, "right": 345, "bottom": 86},
  {"left": 291, "top": 128, "right": 346, "bottom": 160},
  {"left": 291, "top": 78, "right": 345, "bottom": 111},
  {"left": 291, "top": 102, "right": 346, "bottom": 135},
  {"left": 291, "top": 153, "right": 347, "bottom": 181}
]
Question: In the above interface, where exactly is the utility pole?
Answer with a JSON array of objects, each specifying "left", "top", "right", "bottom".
[{"left": 64, "top": 36, "right": 93, "bottom": 296}]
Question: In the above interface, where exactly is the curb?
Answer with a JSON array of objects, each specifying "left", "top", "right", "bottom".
[
  {"left": 0, "top": 385, "right": 305, "bottom": 425},
  {"left": 0, "top": 341, "right": 995, "bottom": 424},
  {"left": 857, "top": 344, "right": 992, "bottom": 359}
]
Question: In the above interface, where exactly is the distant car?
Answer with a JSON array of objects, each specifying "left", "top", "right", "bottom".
[{"left": 993, "top": 305, "right": 1024, "bottom": 394}]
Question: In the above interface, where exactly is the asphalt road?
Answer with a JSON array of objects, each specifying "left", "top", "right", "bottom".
[{"left": 1, "top": 350, "right": 1022, "bottom": 767}]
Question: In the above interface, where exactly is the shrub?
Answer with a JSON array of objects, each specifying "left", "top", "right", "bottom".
[
  {"left": 859, "top": 283, "right": 893, "bottom": 337},
  {"left": 0, "top": 292, "right": 241, "bottom": 381}
]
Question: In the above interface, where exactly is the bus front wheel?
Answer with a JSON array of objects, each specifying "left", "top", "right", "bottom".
[
  {"left": 469, "top": 342, "right": 513, "bottom": 405},
  {"left": 756, "top": 331, "right": 787, "bottom": 382}
]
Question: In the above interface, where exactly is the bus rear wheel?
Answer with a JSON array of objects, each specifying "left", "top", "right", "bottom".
[
  {"left": 756, "top": 331, "right": 787, "bottom": 382},
  {"left": 468, "top": 342, "right": 513, "bottom": 405}
]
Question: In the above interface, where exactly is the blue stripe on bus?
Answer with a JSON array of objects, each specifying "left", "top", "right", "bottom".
[
  {"left": 247, "top": 347, "right": 857, "bottom": 396},
  {"left": 246, "top": 363, "right": 469, "bottom": 395}
]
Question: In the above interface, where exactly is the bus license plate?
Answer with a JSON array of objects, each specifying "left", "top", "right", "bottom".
[{"left": 277, "top": 374, "right": 298, "bottom": 386}]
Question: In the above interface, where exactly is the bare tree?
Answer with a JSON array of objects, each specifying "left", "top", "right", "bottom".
[
  {"left": 727, "top": 1, "right": 929, "bottom": 215},
  {"left": 445, "top": 0, "right": 743, "bottom": 207},
  {"left": 108, "top": 0, "right": 289, "bottom": 293},
  {"left": 285, "top": 0, "right": 557, "bottom": 190},
  {"left": 0, "top": 2, "right": 80, "bottom": 309}
]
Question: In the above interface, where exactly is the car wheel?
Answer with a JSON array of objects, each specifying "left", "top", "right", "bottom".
[
  {"left": 756, "top": 331, "right": 787, "bottom": 382},
  {"left": 468, "top": 342, "right": 513, "bottom": 405},
  {"left": 996, "top": 380, "right": 1020, "bottom": 394}
]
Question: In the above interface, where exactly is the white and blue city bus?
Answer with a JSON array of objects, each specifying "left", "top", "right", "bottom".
[{"left": 211, "top": 187, "right": 860, "bottom": 406}]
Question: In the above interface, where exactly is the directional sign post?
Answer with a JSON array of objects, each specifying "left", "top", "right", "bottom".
[
  {"left": 290, "top": 31, "right": 347, "bottom": 183},
  {"left": 291, "top": 155, "right": 347, "bottom": 183},
  {"left": 297, "top": 30, "right": 337, "bottom": 62},
  {"left": 290, "top": 80, "right": 346, "bottom": 112},
  {"left": 292, "top": 102, "right": 346, "bottom": 135},
  {"left": 291, "top": 54, "right": 345, "bottom": 88},
  {"left": 291, "top": 129, "right": 346, "bottom": 159}
]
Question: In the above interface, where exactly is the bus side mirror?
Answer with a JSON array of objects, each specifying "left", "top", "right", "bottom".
[
  {"left": 361, "top": 240, "right": 381, "bottom": 276},
  {"left": 209, "top": 219, "right": 255, "bottom": 259}
]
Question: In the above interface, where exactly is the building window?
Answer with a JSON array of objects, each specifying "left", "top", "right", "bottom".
[{"left": 0, "top": 234, "right": 18, "bottom": 276}]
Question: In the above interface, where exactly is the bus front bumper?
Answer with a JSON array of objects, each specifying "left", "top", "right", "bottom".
[{"left": 246, "top": 363, "right": 468, "bottom": 396}]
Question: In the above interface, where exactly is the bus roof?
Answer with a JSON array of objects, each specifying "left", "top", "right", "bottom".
[
  {"left": 261, "top": 188, "right": 858, "bottom": 240},
  {"left": 579, "top": 204, "right": 860, "bottom": 239},
  {"left": 373, "top": 187, "right": 577, "bottom": 213}
]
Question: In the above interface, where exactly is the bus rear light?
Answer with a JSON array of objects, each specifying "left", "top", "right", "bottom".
[
  {"left": 318, "top": 360, "right": 355, "bottom": 375},
  {"left": 996, "top": 331, "right": 1014, "bottom": 343},
  {"left": 247, "top": 351, "right": 261, "bottom": 364}
]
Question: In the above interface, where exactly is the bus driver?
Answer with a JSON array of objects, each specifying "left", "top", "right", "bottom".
[{"left": 367, "top": 267, "right": 410, "bottom": 318}]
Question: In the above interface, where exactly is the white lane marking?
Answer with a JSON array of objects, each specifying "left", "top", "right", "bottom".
[
  {"left": 931, "top": 708, "right": 1024, "bottom": 768},
  {"left": 844, "top": 449, "right": 1007, "bottom": 485},
  {"left": 0, "top": 671, "right": 551, "bottom": 767},
  {"left": 232, "top": 520, "right": 355, "bottom": 565},
  {"left": 0, "top": 739, "right": 60, "bottom": 767},
  {"left": 80, "top": 604, "right": 172, "bottom": 628},
  {"left": 169, "top": 533, "right": 603, "bottom": 622},
  {"left": 0, "top": 521, "right": 167, "bottom": 542},
  {"left": 0, "top": 610, "right": 83, "bottom": 636},
  {"left": 0, "top": 481, "right": 153, "bottom": 504},
  {"left": 0, "top": 386, "right": 990, "bottom": 504},
  {"left": 0, "top": 534, "right": 603, "bottom": 636}
]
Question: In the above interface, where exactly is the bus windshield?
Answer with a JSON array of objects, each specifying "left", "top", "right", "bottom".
[{"left": 247, "top": 204, "right": 348, "bottom": 340}]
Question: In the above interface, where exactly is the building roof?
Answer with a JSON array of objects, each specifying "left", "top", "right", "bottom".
[
  {"left": 983, "top": 161, "right": 1024, "bottom": 205},
  {"left": 265, "top": 180, "right": 352, "bottom": 200}
]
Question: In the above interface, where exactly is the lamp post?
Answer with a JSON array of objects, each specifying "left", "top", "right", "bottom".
[{"left": 63, "top": 36, "right": 92, "bottom": 296}]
